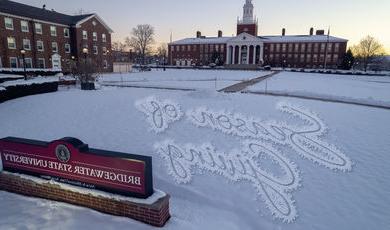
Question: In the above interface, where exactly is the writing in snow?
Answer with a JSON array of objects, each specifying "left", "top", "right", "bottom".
[
  {"left": 1, "top": 152, "right": 142, "bottom": 186},
  {"left": 136, "top": 96, "right": 353, "bottom": 223}
]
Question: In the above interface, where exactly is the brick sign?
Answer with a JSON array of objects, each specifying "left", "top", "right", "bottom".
[{"left": 0, "top": 137, "right": 153, "bottom": 198}]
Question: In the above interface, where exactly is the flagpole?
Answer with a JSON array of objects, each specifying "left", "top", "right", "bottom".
[{"left": 324, "top": 27, "right": 330, "bottom": 70}]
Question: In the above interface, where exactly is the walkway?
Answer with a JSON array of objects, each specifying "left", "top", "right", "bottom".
[{"left": 219, "top": 71, "right": 280, "bottom": 93}]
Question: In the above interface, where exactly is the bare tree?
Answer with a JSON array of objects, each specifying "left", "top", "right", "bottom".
[
  {"left": 112, "top": 41, "right": 127, "bottom": 52},
  {"left": 156, "top": 43, "right": 167, "bottom": 57},
  {"left": 351, "top": 35, "right": 385, "bottom": 71},
  {"left": 125, "top": 24, "right": 155, "bottom": 64}
]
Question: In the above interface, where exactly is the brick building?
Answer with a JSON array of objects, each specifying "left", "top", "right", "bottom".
[
  {"left": 168, "top": 0, "right": 348, "bottom": 69},
  {"left": 0, "top": 0, "right": 113, "bottom": 73}
]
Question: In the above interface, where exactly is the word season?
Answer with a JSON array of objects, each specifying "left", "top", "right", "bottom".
[{"left": 136, "top": 97, "right": 352, "bottom": 222}]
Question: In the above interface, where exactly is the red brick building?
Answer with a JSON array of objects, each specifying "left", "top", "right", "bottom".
[
  {"left": 168, "top": 0, "right": 348, "bottom": 69},
  {"left": 0, "top": 0, "right": 113, "bottom": 72}
]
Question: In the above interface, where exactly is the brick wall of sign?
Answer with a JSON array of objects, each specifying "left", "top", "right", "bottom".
[{"left": 0, "top": 173, "right": 170, "bottom": 227}]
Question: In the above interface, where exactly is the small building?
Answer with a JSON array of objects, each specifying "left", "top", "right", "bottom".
[
  {"left": 168, "top": 0, "right": 348, "bottom": 69},
  {"left": 0, "top": 0, "right": 114, "bottom": 73}
]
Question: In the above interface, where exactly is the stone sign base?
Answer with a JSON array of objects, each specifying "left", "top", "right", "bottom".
[{"left": 0, "top": 172, "right": 170, "bottom": 227}]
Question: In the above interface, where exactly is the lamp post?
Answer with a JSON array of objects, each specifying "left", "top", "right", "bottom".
[
  {"left": 20, "top": 49, "right": 27, "bottom": 80},
  {"left": 82, "top": 48, "right": 88, "bottom": 65}
]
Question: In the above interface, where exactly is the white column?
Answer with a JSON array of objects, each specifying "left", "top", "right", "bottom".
[
  {"left": 252, "top": 45, "right": 256, "bottom": 65},
  {"left": 232, "top": 46, "right": 236, "bottom": 65},
  {"left": 246, "top": 46, "right": 249, "bottom": 65},
  {"left": 238, "top": 46, "right": 242, "bottom": 64},
  {"left": 260, "top": 45, "right": 264, "bottom": 64},
  {"left": 226, "top": 46, "right": 231, "bottom": 64}
]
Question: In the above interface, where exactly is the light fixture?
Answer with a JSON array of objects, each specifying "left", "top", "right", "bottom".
[{"left": 82, "top": 48, "right": 88, "bottom": 54}]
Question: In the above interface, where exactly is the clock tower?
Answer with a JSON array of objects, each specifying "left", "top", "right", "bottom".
[{"left": 237, "top": 0, "right": 258, "bottom": 36}]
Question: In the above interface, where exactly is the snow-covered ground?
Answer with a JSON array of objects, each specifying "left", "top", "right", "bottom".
[
  {"left": 247, "top": 72, "right": 390, "bottom": 106},
  {"left": 0, "top": 70, "right": 390, "bottom": 230},
  {"left": 100, "top": 69, "right": 271, "bottom": 90}
]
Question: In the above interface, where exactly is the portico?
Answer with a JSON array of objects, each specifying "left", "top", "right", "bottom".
[{"left": 226, "top": 33, "right": 264, "bottom": 65}]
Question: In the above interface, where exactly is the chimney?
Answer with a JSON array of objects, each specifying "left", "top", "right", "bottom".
[
  {"left": 282, "top": 28, "right": 286, "bottom": 36},
  {"left": 218, "top": 30, "right": 223, "bottom": 37},
  {"left": 316, "top": 30, "right": 325, "bottom": 35},
  {"left": 310, "top": 27, "right": 314, "bottom": 36},
  {"left": 196, "top": 31, "right": 201, "bottom": 38},
  {"left": 42, "top": 4, "right": 46, "bottom": 10}
]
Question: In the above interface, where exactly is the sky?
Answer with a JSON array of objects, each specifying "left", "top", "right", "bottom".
[{"left": 14, "top": 0, "right": 390, "bottom": 52}]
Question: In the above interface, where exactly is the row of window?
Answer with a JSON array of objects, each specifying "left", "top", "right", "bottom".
[
  {"left": 3, "top": 17, "right": 107, "bottom": 42},
  {"left": 82, "top": 30, "right": 107, "bottom": 42},
  {"left": 171, "top": 44, "right": 225, "bottom": 53},
  {"left": 6, "top": 37, "right": 109, "bottom": 55},
  {"left": 268, "top": 43, "right": 340, "bottom": 53},
  {"left": 6, "top": 57, "right": 44, "bottom": 69},
  {"left": 266, "top": 53, "right": 340, "bottom": 63},
  {"left": 3, "top": 57, "right": 109, "bottom": 69}
]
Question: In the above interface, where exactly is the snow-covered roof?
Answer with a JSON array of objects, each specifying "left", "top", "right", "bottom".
[
  {"left": 170, "top": 37, "right": 233, "bottom": 45},
  {"left": 170, "top": 34, "right": 347, "bottom": 45},
  {"left": 260, "top": 35, "right": 348, "bottom": 43}
]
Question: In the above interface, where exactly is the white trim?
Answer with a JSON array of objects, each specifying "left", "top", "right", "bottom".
[
  {"left": 51, "top": 42, "right": 58, "bottom": 53},
  {"left": 64, "top": 28, "right": 70, "bottom": 38},
  {"left": 75, "top": 14, "right": 114, "bottom": 33},
  {"left": 35, "top": 23, "right": 43, "bottom": 34},
  {"left": 0, "top": 12, "right": 69, "bottom": 27}
]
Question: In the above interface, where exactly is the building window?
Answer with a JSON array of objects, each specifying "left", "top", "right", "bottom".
[
  {"left": 270, "top": 44, "right": 274, "bottom": 52},
  {"left": 276, "top": 44, "right": 281, "bottom": 52},
  {"left": 176, "top": 46, "right": 179, "bottom": 52},
  {"left": 5, "top": 18, "right": 13, "bottom": 30},
  {"left": 294, "top": 44, "right": 299, "bottom": 52},
  {"left": 7, "top": 37, "right": 16, "bottom": 49},
  {"left": 221, "top": 45, "right": 224, "bottom": 52},
  {"left": 52, "top": 42, "right": 58, "bottom": 53},
  {"left": 334, "top": 43, "right": 340, "bottom": 52},
  {"left": 314, "top": 43, "right": 319, "bottom": 52},
  {"left": 93, "top": 32, "right": 97, "bottom": 41},
  {"left": 193, "top": 45, "right": 197, "bottom": 51},
  {"left": 38, "top": 58, "right": 45, "bottom": 68},
  {"left": 65, "top": 44, "right": 71, "bottom": 53},
  {"left": 93, "top": 46, "right": 98, "bottom": 54},
  {"left": 37, "top": 41, "right": 44, "bottom": 51},
  {"left": 326, "top": 54, "right": 332, "bottom": 62},
  {"left": 320, "top": 43, "right": 326, "bottom": 52},
  {"left": 282, "top": 44, "right": 287, "bottom": 52},
  {"left": 300, "top": 54, "right": 305, "bottom": 63},
  {"left": 102, "top": 34, "right": 107, "bottom": 42},
  {"left": 64, "top": 28, "right": 70, "bottom": 38},
  {"left": 301, "top": 44, "right": 306, "bottom": 53},
  {"left": 288, "top": 44, "right": 293, "bottom": 53},
  {"left": 50, "top": 26, "right": 57, "bottom": 36},
  {"left": 313, "top": 54, "right": 318, "bottom": 63},
  {"left": 83, "top": 30, "right": 88, "bottom": 39},
  {"left": 103, "top": 60, "right": 108, "bottom": 69},
  {"left": 23, "top": 58, "right": 33, "bottom": 68},
  {"left": 187, "top": 45, "right": 191, "bottom": 52},
  {"left": 306, "top": 54, "right": 312, "bottom": 62},
  {"left": 319, "top": 54, "right": 325, "bottom": 62},
  {"left": 333, "top": 54, "right": 339, "bottom": 62},
  {"left": 307, "top": 43, "right": 312, "bottom": 52},
  {"left": 35, "top": 23, "right": 42, "bottom": 34},
  {"left": 327, "top": 43, "right": 333, "bottom": 52},
  {"left": 23, "top": 39, "right": 31, "bottom": 50},
  {"left": 0, "top": 57, "right": 2, "bottom": 68},
  {"left": 9, "top": 57, "right": 18, "bottom": 68},
  {"left": 102, "top": 47, "right": 107, "bottom": 55},
  {"left": 21, "top": 20, "right": 29, "bottom": 32}
]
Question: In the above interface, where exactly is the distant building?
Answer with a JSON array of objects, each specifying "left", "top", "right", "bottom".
[
  {"left": 0, "top": 0, "right": 113, "bottom": 72},
  {"left": 168, "top": 0, "right": 348, "bottom": 69}
]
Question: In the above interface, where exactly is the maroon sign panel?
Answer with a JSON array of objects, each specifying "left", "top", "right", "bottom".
[{"left": 0, "top": 137, "right": 153, "bottom": 198}]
